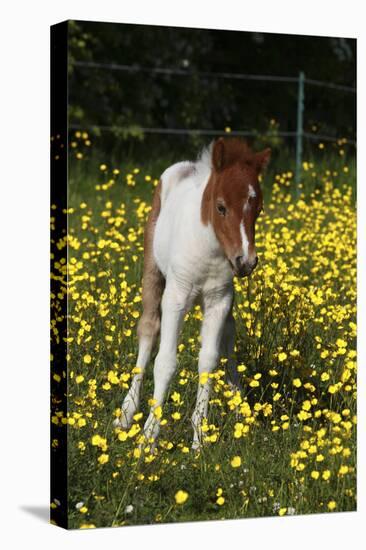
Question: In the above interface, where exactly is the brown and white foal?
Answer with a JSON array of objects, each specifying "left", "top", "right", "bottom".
[{"left": 114, "top": 138, "right": 270, "bottom": 450}]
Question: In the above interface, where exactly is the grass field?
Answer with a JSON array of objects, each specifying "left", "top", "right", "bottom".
[{"left": 51, "top": 133, "right": 356, "bottom": 528}]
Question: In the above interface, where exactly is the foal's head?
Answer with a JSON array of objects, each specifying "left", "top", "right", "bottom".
[{"left": 201, "top": 138, "right": 271, "bottom": 277}]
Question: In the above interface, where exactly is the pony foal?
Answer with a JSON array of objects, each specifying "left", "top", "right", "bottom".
[{"left": 114, "top": 138, "right": 270, "bottom": 450}]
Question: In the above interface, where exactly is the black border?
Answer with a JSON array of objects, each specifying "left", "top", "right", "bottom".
[{"left": 50, "top": 20, "right": 69, "bottom": 529}]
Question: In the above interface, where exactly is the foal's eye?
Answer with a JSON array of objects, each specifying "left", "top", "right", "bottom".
[{"left": 217, "top": 203, "right": 227, "bottom": 216}]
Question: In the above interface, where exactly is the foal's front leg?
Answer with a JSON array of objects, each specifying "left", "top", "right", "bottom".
[
  {"left": 141, "top": 279, "right": 190, "bottom": 450},
  {"left": 191, "top": 289, "right": 233, "bottom": 450}
]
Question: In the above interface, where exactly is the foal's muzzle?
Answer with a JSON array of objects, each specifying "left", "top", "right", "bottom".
[{"left": 233, "top": 255, "right": 258, "bottom": 277}]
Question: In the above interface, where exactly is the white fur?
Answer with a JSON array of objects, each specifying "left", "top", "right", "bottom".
[
  {"left": 240, "top": 221, "right": 249, "bottom": 260},
  {"left": 243, "top": 184, "right": 256, "bottom": 214},
  {"left": 248, "top": 184, "right": 256, "bottom": 198}
]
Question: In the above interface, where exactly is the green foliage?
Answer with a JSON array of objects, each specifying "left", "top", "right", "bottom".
[{"left": 67, "top": 20, "right": 356, "bottom": 159}]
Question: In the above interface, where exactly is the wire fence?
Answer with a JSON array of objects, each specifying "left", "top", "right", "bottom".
[
  {"left": 71, "top": 60, "right": 356, "bottom": 189},
  {"left": 73, "top": 60, "right": 356, "bottom": 92}
]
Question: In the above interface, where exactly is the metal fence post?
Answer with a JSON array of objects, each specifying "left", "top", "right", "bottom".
[{"left": 295, "top": 71, "right": 305, "bottom": 194}]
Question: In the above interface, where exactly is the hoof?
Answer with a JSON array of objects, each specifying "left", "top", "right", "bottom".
[
  {"left": 138, "top": 435, "right": 157, "bottom": 455},
  {"left": 227, "top": 380, "right": 243, "bottom": 393},
  {"left": 113, "top": 415, "right": 131, "bottom": 430},
  {"left": 191, "top": 440, "right": 202, "bottom": 452}
]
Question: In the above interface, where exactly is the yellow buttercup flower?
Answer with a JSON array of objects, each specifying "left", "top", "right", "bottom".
[
  {"left": 230, "top": 456, "right": 242, "bottom": 468},
  {"left": 175, "top": 490, "right": 189, "bottom": 505}
]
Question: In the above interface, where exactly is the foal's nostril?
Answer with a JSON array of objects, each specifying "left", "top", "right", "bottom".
[
  {"left": 235, "top": 256, "right": 257, "bottom": 269},
  {"left": 235, "top": 256, "right": 244, "bottom": 269}
]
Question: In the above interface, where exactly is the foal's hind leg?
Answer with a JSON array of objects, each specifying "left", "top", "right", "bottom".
[
  {"left": 114, "top": 183, "right": 164, "bottom": 430},
  {"left": 114, "top": 298, "right": 162, "bottom": 430}
]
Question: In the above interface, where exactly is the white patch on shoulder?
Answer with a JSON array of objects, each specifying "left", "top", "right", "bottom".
[
  {"left": 160, "top": 161, "right": 195, "bottom": 204},
  {"left": 240, "top": 222, "right": 249, "bottom": 260}
]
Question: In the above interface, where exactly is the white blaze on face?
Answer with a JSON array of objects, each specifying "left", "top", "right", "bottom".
[
  {"left": 248, "top": 184, "right": 256, "bottom": 198},
  {"left": 243, "top": 184, "right": 256, "bottom": 212},
  {"left": 240, "top": 222, "right": 249, "bottom": 260},
  {"left": 240, "top": 185, "right": 256, "bottom": 259}
]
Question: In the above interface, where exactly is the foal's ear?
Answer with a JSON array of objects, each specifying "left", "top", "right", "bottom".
[
  {"left": 256, "top": 148, "right": 271, "bottom": 173},
  {"left": 212, "top": 138, "right": 226, "bottom": 172}
]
